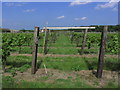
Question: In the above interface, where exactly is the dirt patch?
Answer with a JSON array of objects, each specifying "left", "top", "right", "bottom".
[
  {"left": 75, "top": 70, "right": 118, "bottom": 88},
  {"left": 11, "top": 53, "right": 118, "bottom": 58},
  {"left": 3, "top": 68, "right": 118, "bottom": 88},
  {"left": 6, "top": 68, "right": 76, "bottom": 83}
]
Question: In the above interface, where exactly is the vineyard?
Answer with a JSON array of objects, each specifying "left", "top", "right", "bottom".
[{"left": 2, "top": 27, "right": 119, "bottom": 88}]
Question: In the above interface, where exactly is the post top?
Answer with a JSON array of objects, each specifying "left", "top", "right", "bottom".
[{"left": 35, "top": 26, "right": 39, "bottom": 28}]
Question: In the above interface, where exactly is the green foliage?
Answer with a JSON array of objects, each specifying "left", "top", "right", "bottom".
[
  {"left": 106, "top": 33, "right": 119, "bottom": 54},
  {"left": 70, "top": 32, "right": 83, "bottom": 46},
  {"left": 10, "top": 68, "right": 17, "bottom": 77},
  {"left": 2, "top": 33, "right": 13, "bottom": 60},
  {"left": 2, "top": 33, "right": 13, "bottom": 71},
  {"left": 69, "top": 32, "right": 118, "bottom": 54},
  {"left": 49, "top": 32, "right": 58, "bottom": 43},
  {"left": 2, "top": 33, "right": 44, "bottom": 55},
  {"left": 86, "top": 33, "right": 101, "bottom": 49}
]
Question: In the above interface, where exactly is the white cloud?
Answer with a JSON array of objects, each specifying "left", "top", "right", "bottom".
[
  {"left": 56, "top": 15, "right": 65, "bottom": 19},
  {"left": 74, "top": 17, "right": 87, "bottom": 21},
  {"left": 4, "top": 3, "right": 14, "bottom": 7},
  {"left": 4, "top": 2, "right": 25, "bottom": 7},
  {"left": 23, "top": 9, "right": 35, "bottom": 13},
  {"left": 74, "top": 18, "right": 81, "bottom": 20},
  {"left": 95, "top": 0, "right": 118, "bottom": 10},
  {"left": 69, "top": 0, "right": 91, "bottom": 6},
  {"left": 81, "top": 17, "right": 87, "bottom": 20}
]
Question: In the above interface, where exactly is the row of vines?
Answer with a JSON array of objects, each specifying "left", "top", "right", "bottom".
[
  {"left": 68, "top": 32, "right": 119, "bottom": 54},
  {"left": 2, "top": 32, "right": 58, "bottom": 70},
  {"left": 2, "top": 31, "right": 118, "bottom": 71}
]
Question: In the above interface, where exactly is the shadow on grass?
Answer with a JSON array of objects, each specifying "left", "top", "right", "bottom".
[
  {"left": 76, "top": 45, "right": 82, "bottom": 47},
  {"left": 37, "top": 60, "right": 43, "bottom": 69},
  {"left": 7, "top": 60, "right": 44, "bottom": 69},
  {"left": 84, "top": 59, "right": 120, "bottom": 71},
  {"left": 6, "top": 61, "right": 32, "bottom": 68},
  {"left": 84, "top": 60, "right": 97, "bottom": 70},
  {"left": 105, "top": 61, "right": 120, "bottom": 71},
  {"left": 78, "top": 49, "right": 97, "bottom": 55},
  {"left": 44, "top": 49, "right": 49, "bottom": 55}
]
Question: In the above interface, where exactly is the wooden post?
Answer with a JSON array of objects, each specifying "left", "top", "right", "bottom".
[
  {"left": 49, "top": 29, "right": 51, "bottom": 35},
  {"left": 31, "top": 27, "right": 39, "bottom": 74},
  {"left": 97, "top": 26, "right": 108, "bottom": 78},
  {"left": 70, "top": 31, "right": 74, "bottom": 43},
  {"left": 81, "top": 29, "right": 88, "bottom": 55},
  {"left": 43, "top": 29, "right": 49, "bottom": 55}
]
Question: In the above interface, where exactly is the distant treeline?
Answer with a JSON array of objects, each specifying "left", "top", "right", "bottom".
[
  {"left": 89, "top": 25, "right": 120, "bottom": 32},
  {"left": 19, "top": 29, "right": 34, "bottom": 32},
  {"left": 1, "top": 25, "right": 119, "bottom": 33},
  {"left": 69, "top": 25, "right": 120, "bottom": 32},
  {"left": 0, "top": 28, "right": 11, "bottom": 32},
  {"left": 19, "top": 25, "right": 120, "bottom": 32}
]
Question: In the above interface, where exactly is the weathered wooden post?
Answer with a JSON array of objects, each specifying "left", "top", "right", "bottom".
[
  {"left": 31, "top": 27, "right": 39, "bottom": 74},
  {"left": 81, "top": 29, "right": 88, "bottom": 55},
  {"left": 97, "top": 26, "right": 108, "bottom": 78},
  {"left": 43, "top": 29, "right": 49, "bottom": 55},
  {"left": 49, "top": 29, "right": 51, "bottom": 35},
  {"left": 70, "top": 31, "right": 74, "bottom": 43}
]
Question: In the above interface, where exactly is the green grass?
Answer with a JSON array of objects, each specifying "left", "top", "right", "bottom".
[
  {"left": 3, "top": 73, "right": 118, "bottom": 88},
  {"left": 11, "top": 46, "right": 98, "bottom": 55},
  {"left": 11, "top": 46, "right": 116, "bottom": 55},
  {"left": 2, "top": 76, "right": 17, "bottom": 88},
  {"left": 48, "top": 47, "right": 78, "bottom": 54},
  {"left": 42, "top": 57, "right": 88, "bottom": 71},
  {"left": 105, "top": 82, "right": 118, "bottom": 88},
  {"left": 48, "top": 34, "right": 76, "bottom": 47},
  {"left": 11, "top": 46, "right": 32, "bottom": 54},
  {"left": 6, "top": 56, "right": 119, "bottom": 72},
  {"left": 3, "top": 55, "right": 119, "bottom": 88},
  {"left": 2, "top": 75, "right": 92, "bottom": 88}
]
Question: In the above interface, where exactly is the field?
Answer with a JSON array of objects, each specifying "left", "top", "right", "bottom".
[{"left": 2, "top": 31, "right": 119, "bottom": 88}]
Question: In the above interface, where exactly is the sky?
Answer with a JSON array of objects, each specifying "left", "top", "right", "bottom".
[{"left": 2, "top": 1, "right": 118, "bottom": 30}]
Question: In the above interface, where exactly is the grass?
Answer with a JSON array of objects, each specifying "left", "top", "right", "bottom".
[
  {"left": 2, "top": 75, "right": 92, "bottom": 88},
  {"left": 2, "top": 76, "right": 17, "bottom": 88},
  {"left": 6, "top": 56, "right": 119, "bottom": 72},
  {"left": 105, "top": 82, "right": 118, "bottom": 88},
  {"left": 3, "top": 55, "right": 119, "bottom": 88},
  {"left": 11, "top": 45, "right": 114, "bottom": 55},
  {"left": 2, "top": 71, "right": 118, "bottom": 88},
  {"left": 3, "top": 32, "right": 118, "bottom": 88},
  {"left": 48, "top": 47, "right": 78, "bottom": 54}
]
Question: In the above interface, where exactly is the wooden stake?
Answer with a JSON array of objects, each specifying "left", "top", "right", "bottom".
[
  {"left": 81, "top": 29, "right": 88, "bottom": 55},
  {"left": 97, "top": 26, "right": 108, "bottom": 78},
  {"left": 43, "top": 29, "right": 49, "bottom": 55},
  {"left": 43, "top": 63, "right": 47, "bottom": 75},
  {"left": 31, "top": 27, "right": 39, "bottom": 74}
]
